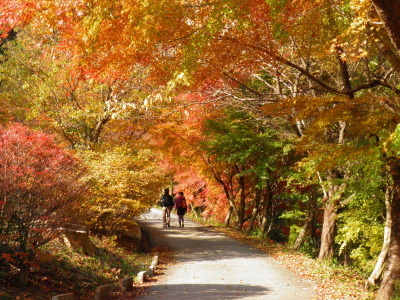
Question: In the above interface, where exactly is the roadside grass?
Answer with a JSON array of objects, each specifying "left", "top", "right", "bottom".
[
  {"left": 0, "top": 235, "right": 153, "bottom": 299},
  {"left": 187, "top": 213, "right": 377, "bottom": 300}
]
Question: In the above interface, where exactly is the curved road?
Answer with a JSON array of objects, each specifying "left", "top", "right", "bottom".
[{"left": 137, "top": 208, "right": 316, "bottom": 300}]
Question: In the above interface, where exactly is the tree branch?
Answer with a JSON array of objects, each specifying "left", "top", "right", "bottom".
[{"left": 223, "top": 72, "right": 264, "bottom": 97}]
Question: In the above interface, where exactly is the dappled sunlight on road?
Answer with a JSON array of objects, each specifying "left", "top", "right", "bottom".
[
  {"left": 142, "top": 283, "right": 270, "bottom": 300},
  {"left": 137, "top": 208, "right": 316, "bottom": 300}
]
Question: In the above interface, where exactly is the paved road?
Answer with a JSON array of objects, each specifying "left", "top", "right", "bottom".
[{"left": 137, "top": 208, "right": 316, "bottom": 300}]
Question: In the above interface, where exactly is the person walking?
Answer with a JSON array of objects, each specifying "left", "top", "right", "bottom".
[
  {"left": 160, "top": 188, "right": 174, "bottom": 228},
  {"left": 175, "top": 192, "right": 187, "bottom": 228}
]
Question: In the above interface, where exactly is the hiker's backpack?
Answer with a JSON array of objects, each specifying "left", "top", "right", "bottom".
[
  {"left": 162, "top": 194, "right": 174, "bottom": 207},
  {"left": 181, "top": 198, "right": 187, "bottom": 209}
]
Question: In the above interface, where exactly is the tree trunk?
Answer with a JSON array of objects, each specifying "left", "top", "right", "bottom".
[
  {"left": 260, "top": 188, "right": 273, "bottom": 235},
  {"left": 211, "top": 167, "right": 239, "bottom": 224},
  {"left": 225, "top": 205, "right": 233, "bottom": 227},
  {"left": 377, "top": 160, "right": 400, "bottom": 299},
  {"left": 318, "top": 170, "right": 343, "bottom": 261},
  {"left": 318, "top": 199, "right": 337, "bottom": 260},
  {"left": 18, "top": 265, "right": 29, "bottom": 286},
  {"left": 371, "top": 0, "right": 400, "bottom": 58},
  {"left": 367, "top": 183, "right": 392, "bottom": 287},
  {"left": 371, "top": 26, "right": 400, "bottom": 73},
  {"left": 89, "top": 114, "right": 111, "bottom": 144},
  {"left": 246, "top": 189, "right": 262, "bottom": 234},
  {"left": 293, "top": 188, "right": 318, "bottom": 250},
  {"left": 293, "top": 209, "right": 316, "bottom": 250},
  {"left": 236, "top": 174, "right": 246, "bottom": 231}
]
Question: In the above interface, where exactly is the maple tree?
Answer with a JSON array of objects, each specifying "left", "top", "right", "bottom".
[
  {"left": 201, "top": 108, "right": 294, "bottom": 232},
  {"left": 0, "top": 22, "right": 161, "bottom": 147},
  {"left": 77, "top": 145, "right": 166, "bottom": 233},
  {"left": 151, "top": 2, "right": 400, "bottom": 298},
  {"left": 0, "top": 17, "right": 169, "bottom": 237},
  {"left": 4, "top": 0, "right": 400, "bottom": 298},
  {"left": 0, "top": 123, "right": 86, "bottom": 285},
  {"left": 184, "top": 0, "right": 400, "bottom": 273}
]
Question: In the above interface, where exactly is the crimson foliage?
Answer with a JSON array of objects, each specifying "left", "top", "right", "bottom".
[{"left": 0, "top": 123, "right": 86, "bottom": 279}]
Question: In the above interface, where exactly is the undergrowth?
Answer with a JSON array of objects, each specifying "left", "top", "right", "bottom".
[{"left": 0, "top": 234, "right": 152, "bottom": 299}]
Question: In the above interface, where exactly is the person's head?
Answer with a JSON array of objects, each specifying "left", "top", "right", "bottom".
[
  {"left": 164, "top": 188, "right": 170, "bottom": 194},
  {"left": 179, "top": 191, "right": 184, "bottom": 196}
]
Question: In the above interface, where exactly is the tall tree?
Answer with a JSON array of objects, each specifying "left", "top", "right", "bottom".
[{"left": 371, "top": 0, "right": 400, "bottom": 57}]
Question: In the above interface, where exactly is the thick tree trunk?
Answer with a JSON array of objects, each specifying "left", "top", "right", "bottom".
[
  {"left": 318, "top": 199, "right": 337, "bottom": 260},
  {"left": 367, "top": 184, "right": 392, "bottom": 287},
  {"left": 377, "top": 161, "right": 400, "bottom": 299},
  {"left": 225, "top": 205, "right": 233, "bottom": 227},
  {"left": 318, "top": 170, "right": 343, "bottom": 261},
  {"left": 371, "top": 0, "right": 400, "bottom": 58}
]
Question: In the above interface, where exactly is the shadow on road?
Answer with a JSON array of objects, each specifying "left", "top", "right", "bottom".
[
  {"left": 137, "top": 208, "right": 316, "bottom": 300},
  {"left": 138, "top": 209, "right": 264, "bottom": 263},
  {"left": 142, "top": 283, "right": 270, "bottom": 299}
]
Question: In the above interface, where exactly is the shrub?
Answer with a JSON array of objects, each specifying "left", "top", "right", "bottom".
[{"left": 0, "top": 123, "right": 87, "bottom": 284}]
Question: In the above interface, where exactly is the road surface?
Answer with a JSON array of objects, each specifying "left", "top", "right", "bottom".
[{"left": 137, "top": 208, "right": 316, "bottom": 300}]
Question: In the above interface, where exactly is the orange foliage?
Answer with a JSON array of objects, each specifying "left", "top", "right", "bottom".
[{"left": 149, "top": 101, "right": 231, "bottom": 221}]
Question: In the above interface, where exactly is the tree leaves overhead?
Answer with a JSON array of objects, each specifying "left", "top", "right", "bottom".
[{"left": 3, "top": 0, "right": 400, "bottom": 298}]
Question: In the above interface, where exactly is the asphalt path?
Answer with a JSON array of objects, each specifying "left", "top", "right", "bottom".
[{"left": 137, "top": 208, "right": 316, "bottom": 300}]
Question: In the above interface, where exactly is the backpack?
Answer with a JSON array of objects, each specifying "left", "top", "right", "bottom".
[
  {"left": 181, "top": 199, "right": 187, "bottom": 209},
  {"left": 162, "top": 194, "right": 174, "bottom": 207}
]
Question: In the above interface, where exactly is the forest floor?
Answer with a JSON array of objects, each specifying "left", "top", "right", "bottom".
[{"left": 0, "top": 235, "right": 154, "bottom": 299}]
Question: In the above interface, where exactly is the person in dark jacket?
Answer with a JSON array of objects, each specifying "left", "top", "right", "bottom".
[
  {"left": 160, "top": 188, "right": 174, "bottom": 228},
  {"left": 175, "top": 192, "right": 187, "bottom": 227}
]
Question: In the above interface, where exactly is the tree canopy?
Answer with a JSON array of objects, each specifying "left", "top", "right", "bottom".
[{"left": 2, "top": 0, "right": 400, "bottom": 298}]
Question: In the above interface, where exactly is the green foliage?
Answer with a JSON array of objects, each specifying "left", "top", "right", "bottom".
[
  {"left": 384, "top": 124, "right": 400, "bottom": 157},
  {"left": 203, "top": 109, "right": 293, "bottom": 184},
  {"left": 297, "top": 235, "right": 320, "bottom": 258},
  {"left": 281, "top": 210, "right": 306, "bottom": 222},
  {"left": 334, "top": 146, "right": 386, "bottom": 274},
  {"left": 337, "top": 211, "right": 384, "bottom": 272}
]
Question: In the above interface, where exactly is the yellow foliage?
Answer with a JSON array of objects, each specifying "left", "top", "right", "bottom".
[
  {"left": 77, "top": 146, "right": 166, "bottom": 232},
  {"left": 263, "top": 94, "right": 397, "bottom": 173}
]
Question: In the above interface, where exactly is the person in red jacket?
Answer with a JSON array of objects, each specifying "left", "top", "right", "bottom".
[{"left": 175, "top": 192, "right": 187, "bottom": 227}]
